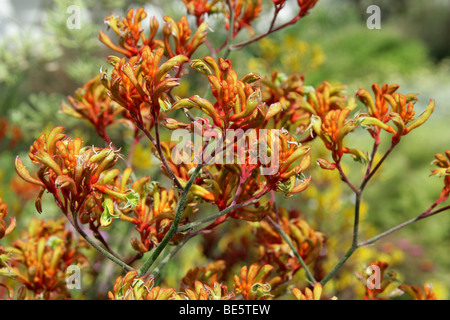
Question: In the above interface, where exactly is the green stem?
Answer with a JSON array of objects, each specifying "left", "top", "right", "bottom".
[
  {"left": 151, "top": 231, "right": 201, "bottom": 284},
  {"left": 72, "top": 212, "right": 134, "bottom": 272},
  {"left": 222, "top": 0, "right": 235, "bottom": 59},
  {"left": 359, "top": 204, "right": 450, "bottom": 247},
  {"left": 138, "top": 164, "right": 204, "bottom": 276},
  {"left": 320, "top": 189, "right": 361, "bottom": 286},
  {"left": 177, "top": 188, "right": 267, "bottom": 232}
]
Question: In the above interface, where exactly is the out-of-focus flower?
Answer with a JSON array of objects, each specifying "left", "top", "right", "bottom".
[
  {"left": 0, "top": 117, "right": 22, "bottom": 151},
  {"left": 2, "top": 218, "right": 88, "bottom": 300},
  {"left": 99, "top": 8, "right": 164, "bottom": 58},
  {"left": 61, "top": 75, "right": 127, "bottom": 144},
  {"left": 108, "top": 270, "right": 176, "bottom": 300},
  {"left": 181, "top": 260, "right": 226, "bottom": 290},
  {"left": 227, "top": 0, "right": 263, "bottom": 38},
  {"left": 233, "top": 263, "right": 281, "bottom": 300},
  {"left": 182, "top": 0, "right": 222, "bottom": 26},
  {"left": 430, "top": 150, "right": 450, "bottom": 202},
  {"left": 356, "top": 261, "right": 400, "bottom": 300},
  {"left": 297, "top": 0, "right": 319, "bottom": 17},
  {"left": 0, "top": 198, "right": 15, "bottom": 240},
  {"left": 398, "top": 283, "right": 437, "bottom": 300},
  {"left": 254, "top": 207, "right": 324, "bottom": 277}
]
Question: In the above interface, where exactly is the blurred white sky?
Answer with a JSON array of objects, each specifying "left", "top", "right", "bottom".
[{"left": 0, "top": 0, "right": 44, "bottom": 38}]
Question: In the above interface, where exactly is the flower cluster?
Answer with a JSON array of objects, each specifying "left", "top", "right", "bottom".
[
  {"left": 14, "top": 127, "right": 141, "bottom": 232},
  {"left": 253, "top": 207, "right": 324, "bottom": 278},
  {"left": 1, "top": 218, "right": 88, "bottom": 300},
  {"left": 356, "top": 83, "right": 435, "bottom": 145},
  {"left": 124, "top": 177, "right": 197, "bottom": 253},
  {"left": 0, "top": 117, "right": 22, "bottom": 151},
  {"left": 61, "top": 75, "right": 126, "bottom": 145}
]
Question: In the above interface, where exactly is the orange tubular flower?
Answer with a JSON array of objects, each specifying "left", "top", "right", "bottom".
[
  {"left": 105, "top": 47, "right": 188, "bottom": 126},
  {"left": 260, "top": 72, "right": 307, "bottom": 133},
  {"left": 172, "top": 57, "right": 282, "bottom": 131},
  {"left": 162, "top": 16, "right": 208, "bottom": 59},
  {"left": 356, "top": 83, "right": 435, "bottom": 145},
  {"left": 311, "top": 103, "right": 359, "bottom": 163},
  {"left": 14, "top": 127, "right": 137, "bottom": 226},
  {"left": 292, "top": 283, "right": 324, "bottom": 300},
  {"left": 99, "top": 8, "right": 164, "bottom": 58},
  {"left": 108, "top": 271, "right": 176, "bottom": 300},
  {"left": 61, "top": 75, "right": 126, "bottom": 144},
  {"left": 228, "top": 0, "right": 263, "bottom": 38},
  {"left": 263, "top": 131, "right": 312, "bottom": 197},
  {"left": 126, "top": 177, "right": 197, "bottom": 253},
  {"left": 175, "top": 281, "right": 235, "bottom": 300},
  {"left": 99, "top": 8, "right": 208, "bottom": 61},
  {"left": 233, "top": 263, "right": 281, "bottom": 300},
  {"left": 398, "top": 284, "right": 437, "bottom": 300},
  {"left": 182, "top": 0, "right": 221, "bottom": 26}
]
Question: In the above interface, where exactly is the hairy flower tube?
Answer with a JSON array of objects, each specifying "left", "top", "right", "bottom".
[
  {"left": 162, "top": 16, "right": 208, "bottom": 59},
  {"left": 227, "top": 0, "right": 263, "bottom": 38},
  {"left": 259, "top": 72, "right": 308, "bottom": 133},
  {"left": 175, "top": 280, "right": 235, "bottom": 300},
  {"left": 104, "top": 47, "right": 188, "bottom": 127},
  {"left": 172, "top": 57, "right": 282, "bottom": 130}
]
